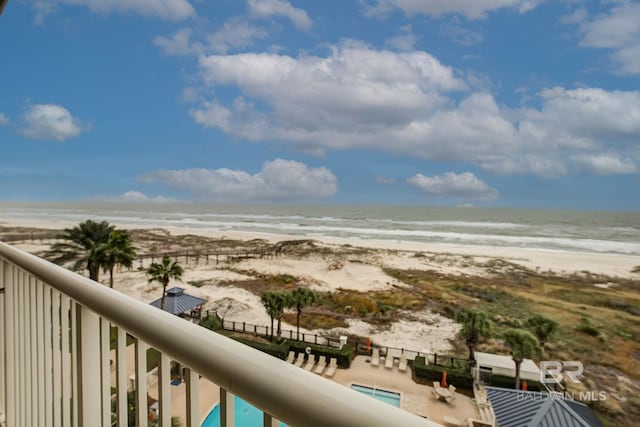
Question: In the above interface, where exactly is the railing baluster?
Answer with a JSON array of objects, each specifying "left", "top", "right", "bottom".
[
  {"left": 158, "top": 352, "right": 171, "bottom": 427},
  {"left": 116, "top": 328, "right": 127, "bottom": 426},
  {"left": 70, "top": 301, "right": 78, "bottom": 427},
  {"left": 52, "top": 289, "right": 62, "bottom": 427},
  {"left": 0, "top": 260, "right": 5, "bottom": 425},
  {"left": 3, "top": 262, "right": 15, "bottom": 427},
  {"left": 18, "top": 269, "right": 26, "bottom": 427},
  {"left": 185, "top": 368, "right": 199, "bottom": 427},
  {"left": 263, "top": 412, "right": 279, "bottom": 427},
  {"left": 29, "top": 277, "right": 38, "bottom": 426},
  {"left": 44, "top": 283, "right": 54, "bottom": 426},
  {"left": 61, "top": 295, "right": 72, "bottom": 426},
  {"left": 220, "top": 388, "right": 235, "bottom": 427},
  {"left": 100, "top": 318, "right": 111, "bottom": 427},
  {"left": 135, "top": 340, "right": 149, "bottom": 427},
  {"left": 75, "top": 304, "right": 102, "bottom": 426},
  {"left": 35, "top": 279, "right": 45, "bottom": 427}
]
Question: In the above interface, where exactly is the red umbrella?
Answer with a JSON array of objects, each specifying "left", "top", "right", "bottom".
[{"left": 441, "top": 370, "right": 448, "bottom": 388}]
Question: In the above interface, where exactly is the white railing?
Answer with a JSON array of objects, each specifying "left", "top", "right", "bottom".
[{"left": 0, "top": 242, "right": 441, "bottom": 427}]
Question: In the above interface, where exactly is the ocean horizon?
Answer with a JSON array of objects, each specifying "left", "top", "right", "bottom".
[{"left": 1, "top": 202, "right": 639, "bottom": 256}]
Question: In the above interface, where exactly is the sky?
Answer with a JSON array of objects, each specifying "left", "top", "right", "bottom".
[{"left": 1, "top": 0, "right": 639, "bottom": 210}]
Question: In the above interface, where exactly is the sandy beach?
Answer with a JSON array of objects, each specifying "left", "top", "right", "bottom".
[{"left": 3, "top": 217, "right": 640, "bottom": 354}]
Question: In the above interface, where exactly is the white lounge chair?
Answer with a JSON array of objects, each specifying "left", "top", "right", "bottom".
[
  {"left": 384, "top": 353, "right": 394, "bottom": 369},
  {"left": 371, "top": 348, "right": 380, "bottom": 367},
  {"left": 398, "top": 353, "right": 407, "bottom": 372},
  {"left": 304, "top": 355, "right": 316, "bottom": 371},
  {"left": 286, "top": 351, "right": 295, "bottom": 363},
  {"left": 324, "top": 358, "right": 337, "bottom": 377},
  {"left": 294, "top": 353, "right": 305, "bottom": 368},
  {"left": 314, "top": 356, "right": 327, "bottom": 374}
]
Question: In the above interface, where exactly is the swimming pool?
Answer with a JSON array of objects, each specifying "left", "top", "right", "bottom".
[
  {"left": 351, "top": 384, "right": 401, "bottom": 407},
  {"left": 201, "top": 385, "right": 401, "bottom": 426},
  {"left": 200, "top": 396, "right": 288, "bottom": 427}
]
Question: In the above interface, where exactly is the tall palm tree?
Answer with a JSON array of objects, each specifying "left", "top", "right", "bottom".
[
  {"left": 503, "top": 329, "right": 541, "bottom": 390},
  {"left": 96, "top": 230, "right": 137, "bottom": 288},
  {"left": 527, "top": 314, "right": 559, "bottom": 348},
  {"left": 45, "top": 219, "right": 114, "bottom": 281},
  {"left": 455, "top": 308, "right": 492, "bottom": 362},
  {"left": 261, "top": 291, "right": 290, "bottom": 341},
  {"left": 147, "top": 256, "right": 184, "bottom": 311},
  {"left": 289, "top": 287, "right": 317, "bottom": 340}
]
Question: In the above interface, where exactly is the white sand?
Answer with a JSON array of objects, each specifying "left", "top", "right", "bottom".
[{"left": 3, "top": 218, "right": 640, "bottom": 355}]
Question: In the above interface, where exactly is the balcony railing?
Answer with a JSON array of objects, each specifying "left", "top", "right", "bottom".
[{"left": 0, "top": 242, "right": 441, "bottom": 427}]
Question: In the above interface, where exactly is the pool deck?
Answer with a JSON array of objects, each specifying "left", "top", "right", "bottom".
[{"left": 139, "top": 353, "right": 481, "bottom": 426}]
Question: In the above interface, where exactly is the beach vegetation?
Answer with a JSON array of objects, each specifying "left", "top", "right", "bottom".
[
  {"left": 260, "top": 290, "right": 290, "bottom": 341},
  {"left": 96, "top": 230, "right": 136, "bottom": 288},
  {"left": 45, "top": 219, "right": 115, "bottom": 281},
  {"left": 288, "top": 287, "right": 317, "bottom": 340},
  {"left": 526, "top": 314, "right": 559, "bottom": 347},
  {"left": 146, "top": 255, "right": 184, "bottom": 311},
  {"left": 455, "top": 308, "right": 492, "bottom": 362},
  {"left": 503, "top": 329, "right": 541, "bottom": 390}
]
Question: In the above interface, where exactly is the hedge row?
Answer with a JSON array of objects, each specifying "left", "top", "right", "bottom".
[
  {"left": 488, "top": 374, "right": 545, "bottom": 391},
  {"left": 232, "top": 337, "right": 290, "bottom": 359},
  {"left": 287, "top": 341, "right": 355, "bottom": 368},
  {"left": 412, "top": 356, "right": 475, "bottom": 390}
]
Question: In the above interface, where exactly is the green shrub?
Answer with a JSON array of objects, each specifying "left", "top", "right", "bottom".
[
  {"left": 412, "top": 356, "right": 474, "bottom": 390},
  {"left": 288, "top": 341, "right": 354, "bottom": 368},
  {"left": 575, "top": 317, "right": 600, "bottom": 337},
  {"left": 488, "top": 374, "right": 544, "bottom": 391},
  {"left": 233, "top": 337, "right": 289, "bottom": 359},
  {"left": 200, "top": 314, "right": 223, "bottom": 331}
]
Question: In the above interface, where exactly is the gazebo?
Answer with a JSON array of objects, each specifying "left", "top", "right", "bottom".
[{"left": 150, "top": 287, "right": 206, "bottom": 319}]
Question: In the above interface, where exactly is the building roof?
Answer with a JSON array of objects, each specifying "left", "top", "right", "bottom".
[
  {"left": 476, "top": 351, "right": 541, "bottom": 377},
  {"left": 486, "top": 387, "right": 603, "bottom": 427},
  {"left": 150, "top": 287, "right": 206, "bottom": 315}
]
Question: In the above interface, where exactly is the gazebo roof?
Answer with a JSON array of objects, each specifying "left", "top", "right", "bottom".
[{"left": 150, "top": 287, "right": 206, "bottom": 315}]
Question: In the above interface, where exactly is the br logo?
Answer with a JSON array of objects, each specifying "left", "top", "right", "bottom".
[{"left": 540, "top": 361, "right": 584, "bottom": 384}]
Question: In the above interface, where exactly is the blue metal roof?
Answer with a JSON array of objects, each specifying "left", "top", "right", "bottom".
[
  {"left": 150, "top": 287, "right": 206, "bottom": 315},
  {"left": 486, "top": 387, "right": 603, "bottom": 427}
]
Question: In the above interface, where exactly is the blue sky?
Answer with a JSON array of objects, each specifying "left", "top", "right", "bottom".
[{"left": 1, "top": 0, "right": 639, "bottom": 209}]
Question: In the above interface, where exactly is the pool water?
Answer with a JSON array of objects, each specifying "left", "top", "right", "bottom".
[
  {"left": 201, "top": 385, "right": 401, "bottom": 426},
  {"left": 351, "top": 384, "right": 401, "bottom": 407},
  {"left": 200, "top": 396, "right": 288, "bottom": 427}
]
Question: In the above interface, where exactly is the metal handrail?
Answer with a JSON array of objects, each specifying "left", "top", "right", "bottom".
[{"left": 0, "top": 242, "right": 440, "bottom": 427}]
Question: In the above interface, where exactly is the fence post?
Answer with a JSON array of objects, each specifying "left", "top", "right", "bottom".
[{"left": 243, "top": 322, "right": 246, "bottom": 333}]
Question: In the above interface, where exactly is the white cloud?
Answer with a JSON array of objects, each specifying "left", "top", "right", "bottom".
[
  {"left": 0, "top": 113, "right": 8, "bottom": 125},
  {"left": 440, "top": 19, "right": 484, "bottom": 46},
  {"left": 578, "top": 3, "right": 640, "bottom": 74},
  {"left": 407, "top": 172, "right": 499, "bottom": 200},
  {"left": 190, "top": 42, "right": 640, "bottom": 178},
  {"left": 571, "top": 155, "right": 637, "bottom": 175},
  {"left": 34, "top": 0, "right": 195, "bottom": 22},
  {"left": 139, "top": 159, "right": 337, "bottom": 202},
  {"left": 95, "top": 191, "right": 177, "bottom": 203},
  {"left": 154, "top": 28, "right": 201, "bottom": 56},
  {"left": 248, "top": 0, "right": 312, "bottom": 30},
  {"left": 20, "top": 104, "right": 87, "bottom": 141},
  {"left": 386, "top": 25, "right": 418, "bottom": 51},
  {"left": 362, "top": 0, "right": 543, "bottom": 20},
  {"left": 207, "top": 18, "right": 269, "bottom": 54}
]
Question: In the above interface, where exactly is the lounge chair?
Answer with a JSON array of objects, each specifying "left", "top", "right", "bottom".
[
  {"left": 304, "top": 355, "right": 316, "bottom": 371},
  {"left": 398, "top": 353, "right": 407, "bottom": 372},
  {"left": 384, "top": 353, "right": 394, "bottom": 369},
  {"left": 286, "top": 351, "right": 295, "bottom": 363},
  {"left": 294, "top": 353, "right": 305, "bottom": 368},
  {"left": 314, "top": 356, "right": 327, "bottom": 374},
  {"left": 371, "top": 348, "right": 380, "bottom": 367},
  {"left": 324, "top": 358, "right": 337, "bottom": 377}
]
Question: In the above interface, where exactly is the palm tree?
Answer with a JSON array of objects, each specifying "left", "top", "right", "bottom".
[
  {"left": 147, "top": 256, "right": 184, "bottom": 311},
  {"left": 455, "top": 308, "right": 492, "bottom": 362},
  {"left": 289, "top": 287, "right": 317, "bottom": 340},
  {"left": 96, "top": 230, "right": 137, "bottom": 288},
  {"left": 527, "top": 314, "right": 559, "bottom": 348},
  {"left": 261, "top": 291, "right": 290, "bottom": 341},
  {"left": 503, "top": 329, "right": 541, "bottom": 390},
  {"left": 45, "top": 219, "right": 114, "bottom": 281}
]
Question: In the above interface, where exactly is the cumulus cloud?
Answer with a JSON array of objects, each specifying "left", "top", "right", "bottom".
[
  {"left": 207, "top": 18, "right": 269, "bottom": 54},
  {"left": 94, "top": 191, "right": 177, "bottom": 203},
  {"left": 361, "top": 0, "right": 542, "bottom": 20},
  {"left": 571, "top": 155, "right": 637, "bottom": 175},
  {"left": 407, "top": 172, "right": 499, "bottom": 201},
  {"left": 33, "top": 0, "right": 195, "bottom": 22},
  {"left": 20, "top": 104, "right": 87, "bottom": 141},
  {"left": 578, "top": 2, "right": 640, "bottom": 75},
  {"left": 0, "top": 113, "right": 8, "bottom": 125},
  {"left": 386, "top": 25, "right": 418, "bottom": 51},
  {"left": 248, "top": 0, "right": 312, "bottom": 30},
  {"left": 154, "top": 28, "right": 201, "bottom": 56},
  {"left": 440, "top": 19, "right": 484, "bottom": 46},
  {"left": 138, "top": 159, "right": 338, "bottom": 202}
]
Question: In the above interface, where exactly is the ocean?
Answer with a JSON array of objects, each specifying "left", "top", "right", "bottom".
[{"left": 1, "top": 202, "right": 639, "bottom": 255}]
